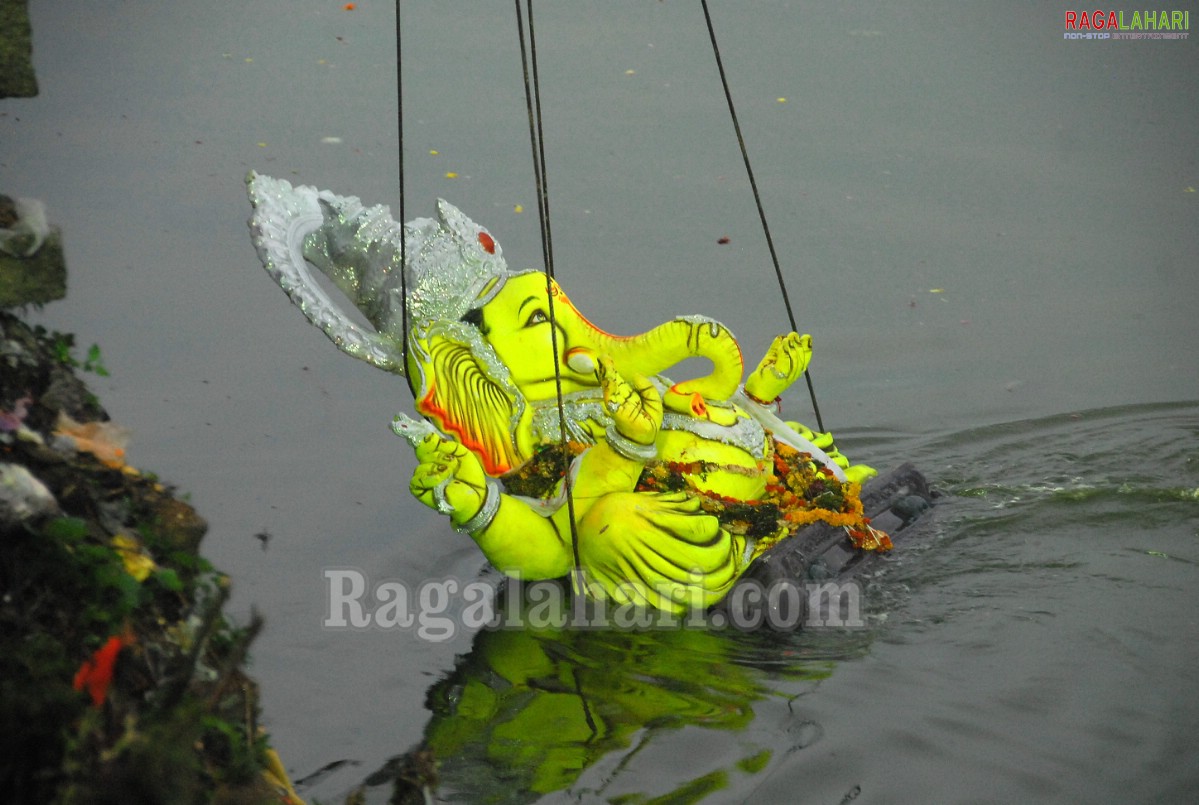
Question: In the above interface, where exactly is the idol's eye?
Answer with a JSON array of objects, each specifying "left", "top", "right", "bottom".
[{"left": 524, "top": 309, "right": 549, "bottom": 327}]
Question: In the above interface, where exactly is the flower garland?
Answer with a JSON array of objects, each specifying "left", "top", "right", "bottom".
[
  {"left": 501, "top": 437, "right": 892, "bottom": 560},
  {"left": 635, "top": 439, "right": 892, "bottom": 558}
]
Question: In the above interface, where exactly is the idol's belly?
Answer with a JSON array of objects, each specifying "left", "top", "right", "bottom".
[{"left": 550, "top": 403, "right": 773, "bottom": 501}]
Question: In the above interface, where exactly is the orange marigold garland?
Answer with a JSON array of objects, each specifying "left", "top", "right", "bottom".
[
  {"left": 502, "top": 437, "right": 892, "bottom": 560},
  {"left": 635, "top": 439, "right": 891, "bottom": 559},
  {"left": 762, "top": 440, "right": 892, "bottom": 554}
]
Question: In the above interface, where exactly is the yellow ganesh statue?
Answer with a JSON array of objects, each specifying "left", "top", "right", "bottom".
[{"left": 248, "top": 173, "right": 878, "bottom": 614}]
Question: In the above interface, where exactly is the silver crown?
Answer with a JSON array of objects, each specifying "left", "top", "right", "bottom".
[
  {"left": 403, "top": 199, "right": 513, "bottom": 332},
  {"left": 247, "top": 172, "right": 521, "bottom": 374}
]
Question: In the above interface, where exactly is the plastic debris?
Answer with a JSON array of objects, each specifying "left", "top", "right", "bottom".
[
  {"left": 0, "top": 197, "right": 50, "bottom": 257},
  {"left": 53, "top": 412, "right": 131, "bottom": 469},
  {"left": 111, "top": 532, "right": 158, "bottom": 582},
  {"left": 0, "top": 394, "right": 30, "bottom": 432},
  {"left": 0, "top": 462, "right": 60, "bottom": 527},
  {"left": 73, "top": 632, "right": 135, "bottom": 708}
]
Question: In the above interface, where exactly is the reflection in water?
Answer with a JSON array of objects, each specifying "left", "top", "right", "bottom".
[
  {"left": 304, "top": 403, "right": 1199, "bottom": 803},
  {"left": 355, "top": 583, "right": 864, "bottom": 804},
  {"left": 318, "top": 464, "right": 936, "bottom": 803}
]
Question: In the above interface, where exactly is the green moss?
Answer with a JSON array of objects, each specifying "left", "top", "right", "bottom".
[
  {"left": 0, "top": 232, "right": 64, "bottom": 304},
  {"left": 1, "top": 312, "right": 290, "bottom": 804},
  {"left": 0, "top": 0, "right": 39, "bottom": 98}
]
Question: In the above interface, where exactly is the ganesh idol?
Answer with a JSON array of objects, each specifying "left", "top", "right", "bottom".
[{"left": 247, "top": 173, "right": 880, "bottom": 614}]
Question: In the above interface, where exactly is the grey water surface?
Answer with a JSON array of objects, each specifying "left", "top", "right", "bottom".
[{"left": 3, "top": 1, "right": 1197, "bottom": 802}]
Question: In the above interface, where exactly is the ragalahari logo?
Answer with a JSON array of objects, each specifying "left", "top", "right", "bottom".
[{"left": 1064, "top": 9, "right": 1190, "bottom": 39}]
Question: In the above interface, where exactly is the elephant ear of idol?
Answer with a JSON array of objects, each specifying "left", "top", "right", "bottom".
[
  {"left": 410, "top": 320, "right": 528, "bottom": 476},
  {"left": 246, "top": 172, "right": 408, "bottom": 373},
  {"left": 246, "top": 172, "right": 527, "bottom": 476}
]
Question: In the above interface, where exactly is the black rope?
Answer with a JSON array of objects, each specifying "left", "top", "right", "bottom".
[
  {"left": 700, "top": 0, "right": 825, "bottom": 432},
  {"left": 516, "top": 1, "right": 555, "bottom": 279},
  {"left": 515, "top": 0, "right": 583, "bottom": 588},
  {"left": 395, "top": 0, "right": 410, "bottom": 375},
  {"left": 571, "top": 664, "right": 600, "bottom": 739},
  {"left": 527, "top": 0, "right": 555, "bottom": 279}
]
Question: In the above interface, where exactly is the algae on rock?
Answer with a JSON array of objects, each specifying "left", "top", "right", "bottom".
[
  {"left": 1, "top": 312, "right": 298, "bottom": 803},
  {"left": 0, "top": 0, "right": 39, "bottom": 98}
]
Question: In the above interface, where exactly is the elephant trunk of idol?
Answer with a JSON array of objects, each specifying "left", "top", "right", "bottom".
[{"left": 568, "top": 316, "right": 744, "bottom": 402}]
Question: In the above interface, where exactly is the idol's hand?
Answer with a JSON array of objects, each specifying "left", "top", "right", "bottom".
[
  {"left": 599, "top": 355, "right": 662, "bottom": 447},
  {"left": 409, "top": 434, "right": 490, "bottom": 527},
  {"left": 745, "top": 332, "right": 812, "bottom": 403}
]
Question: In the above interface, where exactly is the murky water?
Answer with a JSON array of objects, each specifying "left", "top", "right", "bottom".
[
  {"left": 328, "top": 402, "right": 1198, "bottom": 804},
  {"left": 4, "top": 1, "right": 1197, "bottom": 802}
]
